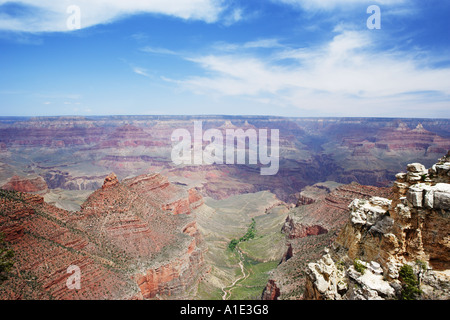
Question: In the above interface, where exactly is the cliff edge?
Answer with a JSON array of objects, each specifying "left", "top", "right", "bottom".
[{"left": 304, "top": 151, "right": 450, "bottom": 300}]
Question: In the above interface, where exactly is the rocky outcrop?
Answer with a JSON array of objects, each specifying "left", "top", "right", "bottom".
[
  {"left": 304, "top": 151, "right": 450, "bottom": 300},
  {"left": 261, "top": 279, "right": 280, "bottom": 300},
  {"left": 295, "top": 182, "right": 342, "bottom": 206},
  {"left": 282, "top": 215, "right": 328, "bottom": 239},
  {"left": 102, "top": 172, "right": 119, "bottom": 189},
  {"left": 263, "top": 182, "right": 392, "bottom": 300}
]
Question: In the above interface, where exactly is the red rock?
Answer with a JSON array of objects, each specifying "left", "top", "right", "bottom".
[
  {"left": 261, "top": 280, "right": 280, "bottom": 300},
  {"left": 2, "top": 175, "right": 48, "bottom": 194},
  {"left": 0, "top": 171, "right": 207, "bottom": 300},
  {"left": 102, "top": 172, "right": 119, "bottom": 189}
]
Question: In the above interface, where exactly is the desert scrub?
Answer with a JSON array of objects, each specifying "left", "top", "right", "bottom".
[
  {"left": 353, "top": 259, "right": 366, "bottom": 274},
  {"left": 0, "top": 232, "right": 15, "bottom": 283},
  {"left": 399, "top": 264, "right": 422, "bottom": 300}
]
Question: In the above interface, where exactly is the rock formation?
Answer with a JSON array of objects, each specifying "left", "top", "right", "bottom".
[
  {"left": 0, "top": 172, "right": 208, "bottom": 300},
  {"left": 304, "top": 151, "right": 450, "bottom": 300},
  {"left": 2, "top": 175, "right": 48, "bottom": 194},
  {"left": 262, "top": 182, "right": 393, "bottom": 300}
]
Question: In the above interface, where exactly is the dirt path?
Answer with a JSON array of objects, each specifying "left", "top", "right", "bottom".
[
  {"left": 221, "top": 248, "right": 248, "bottom": 300},
  {"left": 221, "top": 192, "right": 268, "bottom": 300}
]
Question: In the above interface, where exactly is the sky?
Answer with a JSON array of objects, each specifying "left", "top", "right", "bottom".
[{"left": 0, "top": 0, "right": 449, "bottom": 118}]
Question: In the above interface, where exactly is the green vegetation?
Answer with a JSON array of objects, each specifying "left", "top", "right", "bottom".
[
  {"left": 353, "top": 259, "right": 367, "bottom": 274},
  {"left": 0, "top": 233, "right": 14, "bottom": 283},
  {"left": 228, "top": 218, "right": 256, "bottom": 251},
  {"left": 228, "top": 259, "right": 279, "bottom": 300},
  {"left": 0, "top": 189, "right": 23, "bottom": 202},
  {"left": 399, "top": 264, "right": 422, "bottom": 300},
  {"left": 228, "top": 239, "right": 240, "bottom": 251}
]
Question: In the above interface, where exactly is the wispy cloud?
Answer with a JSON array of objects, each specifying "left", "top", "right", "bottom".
[
  {"left": 132, "top": 67, "right": 151, "bottom": 78},
  {"left": 140, "top": 46, "right": 178, "bottom": 56},
  {"left": 0, "top": 0, "right": 225, "bottom": 32},
  {"left": 222, "top": 7, "right": 243, "bottom": 26},
  {"left": 171, "top": 30, "right": 450, "bottom": 117},
  {"left": 273, "top": 0, "right": 406, "bottom": 11},
  {"left": 212, "top": 38, "right": 285, "bottom": 53}
]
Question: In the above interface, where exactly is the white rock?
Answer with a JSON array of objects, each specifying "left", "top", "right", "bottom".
[
  {"left": 423, "top": 188, "right": 434, "bottom": 208},
  {"left": 395, "top": 203, "right": 411, "bottom": 218},
  {"left": 434, "top": 185, "right": 450, "bottom": 209},
  {"left": 358, "top": 271, "right": 395, "bottom": 297},
  {"left": 370, "top": 197, "right": 392, "bottom": 208},
  {"left": 407, "top": 163, "right": 427, "bottom": 174},
  {"left": 407, "top": 186, "right": 423, "bottom": 207},
  {"left": 368, "top": 261, "right": 383, "bottom": 275}
]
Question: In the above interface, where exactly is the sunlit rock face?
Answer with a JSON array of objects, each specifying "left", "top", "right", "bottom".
[{"left": 304, "top": 151, "right": 450, "bottom": 300}]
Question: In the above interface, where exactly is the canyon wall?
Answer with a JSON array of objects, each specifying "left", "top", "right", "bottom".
[
  {"left": 304, "top": 151, "right": 450, "bottom": 300},
  {"left": 262, "top": 182, "right": 393, "bottom": 299},
  {"left": 1, "top": 116, "right": 449, "bottom": 205},
  {"left": 0, "top": 171, "right": 208, "bottom": 300}
]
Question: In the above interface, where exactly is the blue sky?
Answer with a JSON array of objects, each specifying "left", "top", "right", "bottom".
[{"left": 0, "top": 0, "right": 449, "bottom": 118}]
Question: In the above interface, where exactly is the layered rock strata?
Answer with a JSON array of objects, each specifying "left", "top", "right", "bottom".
[
  {"left": 304, "top": 151, "right": 450, "bottom": 300},
  {"left": 0, "top": 172, "right": 207, "bottom": 300}
]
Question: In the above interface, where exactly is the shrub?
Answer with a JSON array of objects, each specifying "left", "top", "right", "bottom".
[
  {"left": 399, "top": 264, "right": 422, "bottom": 300},
  {"left": 228, "top": 219, "right": 257, "bottom": 251},
  {"left": 228, "top": 239, "right": 239, "bottom": 251},
  {"left": 353, "top": 259, "right": 366, "bottom": 274}
]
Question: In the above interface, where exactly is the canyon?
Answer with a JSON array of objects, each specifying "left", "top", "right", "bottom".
[
  {"left": 1, "top": 116, "right": 449, "bottom": 208},
  {"left": 0, "top": 172, "right": 207, "bottom": 299},
  {"left": 0, "top": 115, "right": 449, "bottom": 300}
]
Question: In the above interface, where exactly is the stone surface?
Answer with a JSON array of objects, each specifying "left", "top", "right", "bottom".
[{"left": 304, "top": 152, "right": 450, "bottom": 300}]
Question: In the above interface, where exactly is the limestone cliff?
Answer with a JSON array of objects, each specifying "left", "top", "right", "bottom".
[{"left": 304, "top": 151, "right": 450, "bottom": 300}]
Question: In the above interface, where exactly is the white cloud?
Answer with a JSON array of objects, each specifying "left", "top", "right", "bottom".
[
  {"left": 133, "top": 67, "right": 150, "bottom": 77},
  {"left": 222, "top": 7, "right": 243, "bottom": 26},
  {"left": 273, "top": 0, "right": 406, "bottom": 11},
  {"left": 175, "top": 31, "right": 450, "bottom": 117},
  {"left": 212, "top": 38, "right": 284, "bottom": 53},
  {"left": 140, "top": 46, "right": 177, "bottom": 55},
  {"left": 0, "top": 0, "right": 225, "bottom": 32}
]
